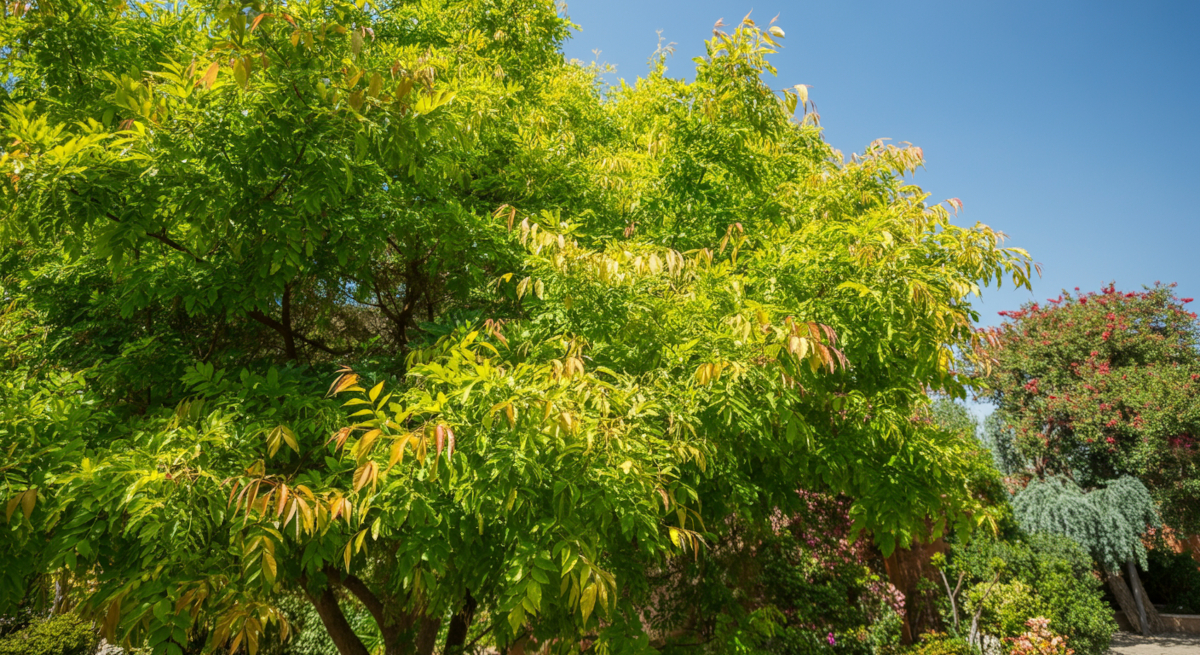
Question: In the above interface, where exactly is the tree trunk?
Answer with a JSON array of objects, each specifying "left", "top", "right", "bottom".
[
  {"left": 1126, "top": 559, "right": 1151, "bottom": 635},
  {"left": 306, "top": 584, "right": 372, "bottom": 655},
  {"left": 1106, "top": 567, "right": 1164, "bottom": 636},
  {"left": 1125, "top": 561, "right": 1166, "bottom": 633},
  {"left": 415, "top": 616, "right": 441, "bottom": 655},
  {"left": 444, "top": 592, "right": 477, "bottom": 654}
]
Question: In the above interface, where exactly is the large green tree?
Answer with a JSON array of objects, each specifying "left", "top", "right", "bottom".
[
  {"left": 1, "top": 1, "right": 1033, "bottom": 654},
  {"left": 976, "top": 284, "right": 1200, "bottom": 533}
]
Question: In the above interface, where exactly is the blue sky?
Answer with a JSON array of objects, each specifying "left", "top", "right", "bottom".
[{"left": 561, "top": 0, "right": 1200, "bottom": 332}]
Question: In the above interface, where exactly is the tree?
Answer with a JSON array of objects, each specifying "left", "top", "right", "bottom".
[
  {"left": 1, "top": 2, "right": 1036, "bottom": 654},
  {"left": 975, "top": 284, "right": 1200, "bottom": 533},
  {"left": 1011, "top": 476, "right": 1160, "bottom": 635}
]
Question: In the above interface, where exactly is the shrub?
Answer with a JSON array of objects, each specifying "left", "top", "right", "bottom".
[
  {"left": 905, "top": 632, "right": 973, "bottom": 655},
  {"left": 0, "top": 614, "right": 96, "bottom": 655},
  {"left": 968, "top": 580, "right": 1048, "bottom": 640},
  {"left": 1006, "top": 617, "right": 1074, "bottom": 655},
  {"left": 1140, "top": 547, "right": 1200, "bottom": 614},
  {"left": 947, "top": 533, "right": 1115, "bottom": 655}
]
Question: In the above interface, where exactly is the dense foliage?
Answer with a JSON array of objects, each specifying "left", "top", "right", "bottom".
[
  {"left": 976, "top": 284, "right": 1200, "bottom": 532},
  {"left": 0, "top": 614, "right": 96, "bottom": 655},
  {"left": 1140, "top": 545, "right": 1200, "bottom": 614},
  {"left": 942, "top": 533, "right": 1115, "bottom": 655},
  {"left": 649, "top": 492, "right": 904, "bottom": 655},
  {"left": 899, "top": 632, "right": 971, "bottom": 655},
  {"left": 0, "top": 0, "right": 1034, "bottom": 653}
]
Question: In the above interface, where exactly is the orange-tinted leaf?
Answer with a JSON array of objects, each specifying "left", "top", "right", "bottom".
[
  {"left": 353, "top": 461, "right": 377, "bottom": 492},
  {"left": 328, "top": 370, "right": 360, "bottom": 396},
  {"left": 198, "top": 62, "right": 219, "bottom": 88},
  {"left": 21, "top": 489, "right": 35, "bottom": 520},
  {"left": 104, "top": 598, "right": 121, "bottom": 642}
]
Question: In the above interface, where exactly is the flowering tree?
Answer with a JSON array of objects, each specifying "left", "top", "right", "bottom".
[{"left": 977, "top": 284, "right": 1200, "bottom": 533}]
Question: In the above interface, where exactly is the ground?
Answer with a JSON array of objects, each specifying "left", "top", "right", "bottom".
[{"left": 1107, "top": 632, "right": 1200, "bottom": 655}]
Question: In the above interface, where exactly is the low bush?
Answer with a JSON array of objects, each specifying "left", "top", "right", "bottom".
[
  {"left": 903, "top": 632, "right": 972, "bottom": 655},
  {"left": 1006, "top": 617, "right": 1074, "bottom": 655},
  {"left": 0, "top": 614, "right": 96, "bottom": 655},
  {"left": 968, "top": 580, "right": 1047, "bottom": 640},
  {"left": 946, "top": 533, "right": 1115, "bottom": 655}
]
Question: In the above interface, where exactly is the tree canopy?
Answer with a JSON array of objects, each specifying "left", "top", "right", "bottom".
[
  {"left": 976, "top": 284, "right": 1200, "bottom": 533},
  {"left": 1, "top": 1, "right": 1034, "bottom": 653}
]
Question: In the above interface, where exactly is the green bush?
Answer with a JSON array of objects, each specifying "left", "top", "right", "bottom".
[
  {"left": 905, "top": 632, "right": 973, "bottom": 655},
  {"left": 0, "top": 614, "right": 96, "bottom": 655},
  {"left": 968, "top": 580, "right": 1048, "bottom": 640},
  {"left": 1140, "top": 547, "right": 1200, "bottom": 614},
  {"left": 947, "top": 533, "right": 1116, "bottom": 655}
]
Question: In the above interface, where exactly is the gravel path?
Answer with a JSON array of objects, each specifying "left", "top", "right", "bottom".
[{"left": 1107, "top": 632, "right": 1200, "bottom": 655}]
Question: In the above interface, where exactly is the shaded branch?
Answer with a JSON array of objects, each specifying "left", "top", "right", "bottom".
[{"left": 247, "top": 308, "right": 350, "bottom": 359}]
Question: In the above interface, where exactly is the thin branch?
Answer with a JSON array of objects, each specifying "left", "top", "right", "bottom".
[{"left": 463, "top": 623, "right": 495, "bottom": 652}]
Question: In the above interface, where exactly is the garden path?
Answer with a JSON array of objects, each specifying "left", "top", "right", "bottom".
[{"left": 1106, "top": 632, "right": 1200, "bottom": 654}]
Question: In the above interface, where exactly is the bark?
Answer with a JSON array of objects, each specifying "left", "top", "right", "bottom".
[
  {"left": 247, "top": 306, "right": 349, "bottom": 358},
  {"left": 306, "top": 583, "right": 372, "bottom": 655},
  {"left": 1107, "top": 569, "right": 1143, "bottom": 633},
  {"left": 968, "top": 572, "right": 1002, "bottom": 648},
  {"left": 444, "top": 592, "right": 477, "bottom": 654},
  {"left": 415, "top": 616, "right": 441, "bottom": 655},
  {"left": 880, "top": 533, "right": 949, "bottom": 644},
  {"left": 52, "top": 572, "right": 70, "bottom": 614}
]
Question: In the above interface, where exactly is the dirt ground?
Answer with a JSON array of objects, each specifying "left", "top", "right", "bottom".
[{"left": 1107, "top": 632, "right": 1200, "bottom": 654}]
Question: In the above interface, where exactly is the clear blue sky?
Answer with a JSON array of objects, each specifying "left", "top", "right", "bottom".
[{"left": 561, "top": 0, "right": 1200, "bottom": 330}]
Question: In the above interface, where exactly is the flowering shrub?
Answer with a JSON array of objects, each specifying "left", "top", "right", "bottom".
[
  {"left": 1006, "top": 618, "right": 1073, "bottom": 655},
  {"left": 978, "top": 284, "right": 1200, "bottom": 533},
  {"left": 0, "top": 614, "right": 96, "bottom": 655}
]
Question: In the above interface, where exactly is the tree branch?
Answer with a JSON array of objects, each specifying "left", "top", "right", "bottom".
[
  {"left": 68, "top": 188, "right": 208, "bottom": 264},
  {"left": 300, "top": 578, "right": 371, "bottom": 655},
  {"left": 328, "top": 567, "right": 389, "bottom": 630},
  {"left": 247, "top": 308, "right": 350, "bottom": 359},
  {"left": 324, "top": 566, "right": 421, "bottom": 655}
]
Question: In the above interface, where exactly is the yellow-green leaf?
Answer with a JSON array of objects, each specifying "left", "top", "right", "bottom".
[{"left": 580, "top": 582, "right": 597, "bottom": 623}]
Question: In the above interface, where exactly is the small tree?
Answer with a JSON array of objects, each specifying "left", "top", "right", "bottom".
[{"left": 1011, "top": 476, "right": 1160, "bottom": 634}]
